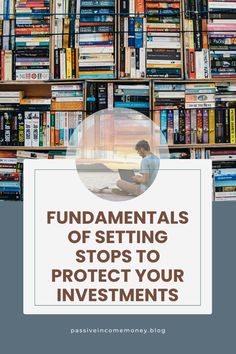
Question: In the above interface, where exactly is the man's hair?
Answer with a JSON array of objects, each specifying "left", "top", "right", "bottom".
[{"left": 135, "top": 140, "right": 150, "bottom": 151}]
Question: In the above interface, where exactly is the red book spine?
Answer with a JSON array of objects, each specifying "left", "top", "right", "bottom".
[{"left": 196, "top": 109, "right": 203, "bottom": 144}]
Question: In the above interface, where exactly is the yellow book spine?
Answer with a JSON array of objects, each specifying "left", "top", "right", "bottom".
[
  {"left": 146, "top": 64, "right": 181, "bottom": 69},
  {"left": 189, "top": 20, "right": 194, "bottom": 49},
  {"left": 66, "top": 48, "right": 72, "bottom": 79},
  {"left": 63, "top": 18, "right": 70, "bottom": 48},
  {"left": 230, "top": 108, "right": 236, "bottom": 143},
  {"left": 209, "top": 109, "right": 215, "bottom": 144}
]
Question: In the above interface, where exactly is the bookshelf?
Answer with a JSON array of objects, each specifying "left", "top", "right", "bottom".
[{"left": 0, "top": 0, "right": 236, "bottom": 201}]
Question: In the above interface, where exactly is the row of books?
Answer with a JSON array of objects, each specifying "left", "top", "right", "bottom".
[
  {"left": 0, "top": 86, "right": 84, "bottom": 147},
  {"left": 184, "top": 0, "right": 236, "bottom": 79},
  {"left": 2, "top": 147, "right": 236, "bottom": 202},
  {"left": 52, "top": 0, "right": 116, "bottom": 79},
  {"left": 208, "top": 0, "right": 236, "bottom": 78},
  {"left": 184, "top": 0, "right": 209, "bottom": 79},
  {"left": 154, "top": 107, "right": 236, "bottom": 145},
  {"left": 15, "top": 0, "right": 50, "bottom": 80},
  {"left": 212, "top": 157, "right": 236, "bottom": 201},
  {"left": 0, "top": 149, "right": 68, "bottom": 201},
  {"left": 86, "top": 82, "right": 150, "bottom": 116},
  {"left": 0, "top": 110, "right": 83, "bottom": 147},
  {"left": 0, "top": 0, "right": 236, "bottom": 80},
  {"left": 0, "top": 151, "right": 21, "bottom": 201},
  {"left": 1, "top": 107, "right": 236, "bottom": 147}
]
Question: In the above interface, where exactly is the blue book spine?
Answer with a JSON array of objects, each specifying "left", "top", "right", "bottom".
[
  {"left": 80, "top": 15, "right": 113, "bottom": 22},
  {"left": 4, "top": 0, "right": 8, "bottom": 20},
  {"left": 160, "top": 110, "right": 168, "bottom": 144},
  {"left": 0, "top": 182, "right": 20, "bottom": 188},
  {"left": 114, "top": 102, "right": 149, "bottom": 108},
  {"left": 79, "top": 73, "right": 114, "bottom": 78},
  {"left": 215, "top": 180, "right": 236, "bottom": 187},
  {"left": 79, "top": 41, "right": 113, "bottom": 45},
  {"left": 134, "top": 18, "right": 143, "bottom": 49},
  {"left": 0, "top": 186, "right": 20, "bottom": 192},
  {"left": 215, "top": 175, "right": 236, "bottom": 181},
  {"left": 128, "top": 17, "right": 135, "bottom": 47}
]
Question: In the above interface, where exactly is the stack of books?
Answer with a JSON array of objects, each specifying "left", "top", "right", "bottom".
[
  {"left": 212, "top": 157, "right": 236, "bottom": 201},
  {"left": 51, "top": 85, "right": 84, "bottom": 146},
  {"left": 184, "top": 0, "right": 210, "bottom": 79},
  {"left": 20, "top": 97, "right": 51, "bottom": 147},
  {"left": 86, "top": 82, "right": 113, "bottom": 114},
  {"left": 0, "top": 91, "right": 24, "bottom": 146},
  {"left": 119, "top": 0, "right": 145, "bottom": 78},
  {"left": 113, "top": 83, "right": 150, "bottom": 116},
  {"left": 86, "top": 82, "right": 150, "bottom": 116},
  {"left": 185, "top": 83, "right": 216, "bottom": 144},
  {"left": 78, "top": 0, "right": 116, "bottom": 78},
  {"left": 15, "top": 0, "right": 50, "bottom": 80},
  {"left": 215, "top": 83, "right": 236, "bottom": 143},
  {"left": 153, "top": 82, "right": 236, "bottom": 145},
  {"left": 0, "top": 151, "right": 21, "bottom": 201},
  {"left": 208, "top": 0, "right": 236, "bottom": 78},
  {"left": 146, "top": 0, "right": 182, "bottom": 78},
  {"left": 52, "top": 0, "right": 80, "bottom": 79},
  {"left": 153, "top": 83, "right": 185, "bottom": 144},
  {"left": 0, "top": 0, "right": 15, "bottom": 80}
]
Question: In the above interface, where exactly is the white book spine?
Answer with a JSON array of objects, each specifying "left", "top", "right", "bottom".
[
  {"left": 124, "top": 17, "right": 128, "bottom": 48},
  {"left": 130, "top": 48, "right": 136, "bottom": 78},
  {"left": 139, "top": 48, "right": 146, "bottom": 78},
  {"left": 195, "top": 51, "right": 204, "bottom": 79},
  {"left": 147, "top": 42, "right": 181, "bottom": 49},
  {"left": 108, "top": 83, "right": 114, "bottom": 110},
  {"left": 64, "top": 112, "right": 69, "bottom": 147},
  {"left": 75, "top": 19, "right": 80, "bottom": 48},
  {"left": 32, "top": 115, "right": 40, "bottom": 147},
  {"left": 4, "top": 51, "right": 12, "bottom": 81},
  {"left": 79, "top": 47, "right": 113, "bottom": 54},
  {"left": 173, "top": 110, "right": 179, "bottom": 137},
  {"left": 185, "top": 102, "right": 215, "bottom": 109},
  {"left": 76, "top": 0, "right": 81, "bottom": 17},
  {"left": 24, "top": 116, "right": 32, "bottom": 147},
  {"left": 60, "top": 49, "right": 66, "bottom": 79},
  {"left": 129, "top": 0, "right": 135, "bottom": 15},
  {"left": 58, "top": 19, "right": 63, "bottom": 49}
]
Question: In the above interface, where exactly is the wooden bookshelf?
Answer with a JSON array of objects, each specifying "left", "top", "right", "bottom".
[
  {"left": 0, "top": 0, "right": 236, "bottom": 201},
  {"left": 1, "top": 144, "right": 236, "bottom": 151},
  {"left": 2, "top": 78, "right": 236, "bottom": 84}
]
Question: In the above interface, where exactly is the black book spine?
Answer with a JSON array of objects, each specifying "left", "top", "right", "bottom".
[
  {"left": 87, "top": 82, "right": 97, "bottom": 114},
  {"left": 54, "top": 49, "right": 60, "bottom": 79},
  {"left": 4, "top": 112, "right": 11, "bottom": 146},
  {"left": 17, "top": 112, "right": 24, "bottom": 146},
  {"left": 136, "top": 48, "right": 140, "bottom": 72},
  {"left": 120, "top": 0, "right": 129, "bottom": 15},
  {"left": 225, "top": 108, "right": 230, "bottom": 143},
  {"left": 0, "top": 112, "right": 4, "bottom": 145},
  {"left": 215, "top": 109, "right": 224, "bottom": 143},
  {"left": 179, "top": 109, "right": 185, "bottom": 144},
  {"left": 11, "top": 112, "right": 18, "bottom": 146},
  {"left": 69, "top": 18, "right": 75, "bottom": 48},
  {"left": 97, "top": 83, "right": 108, "bottom": 110}
]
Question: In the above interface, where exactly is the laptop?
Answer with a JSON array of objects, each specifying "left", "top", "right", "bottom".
[{"left": 118, "top": 169, "right": 135, "bottom": 183}]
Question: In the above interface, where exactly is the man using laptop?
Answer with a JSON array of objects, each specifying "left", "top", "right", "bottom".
[{"left": 114, "top": 140, "right": 159, "bottom": 197}]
